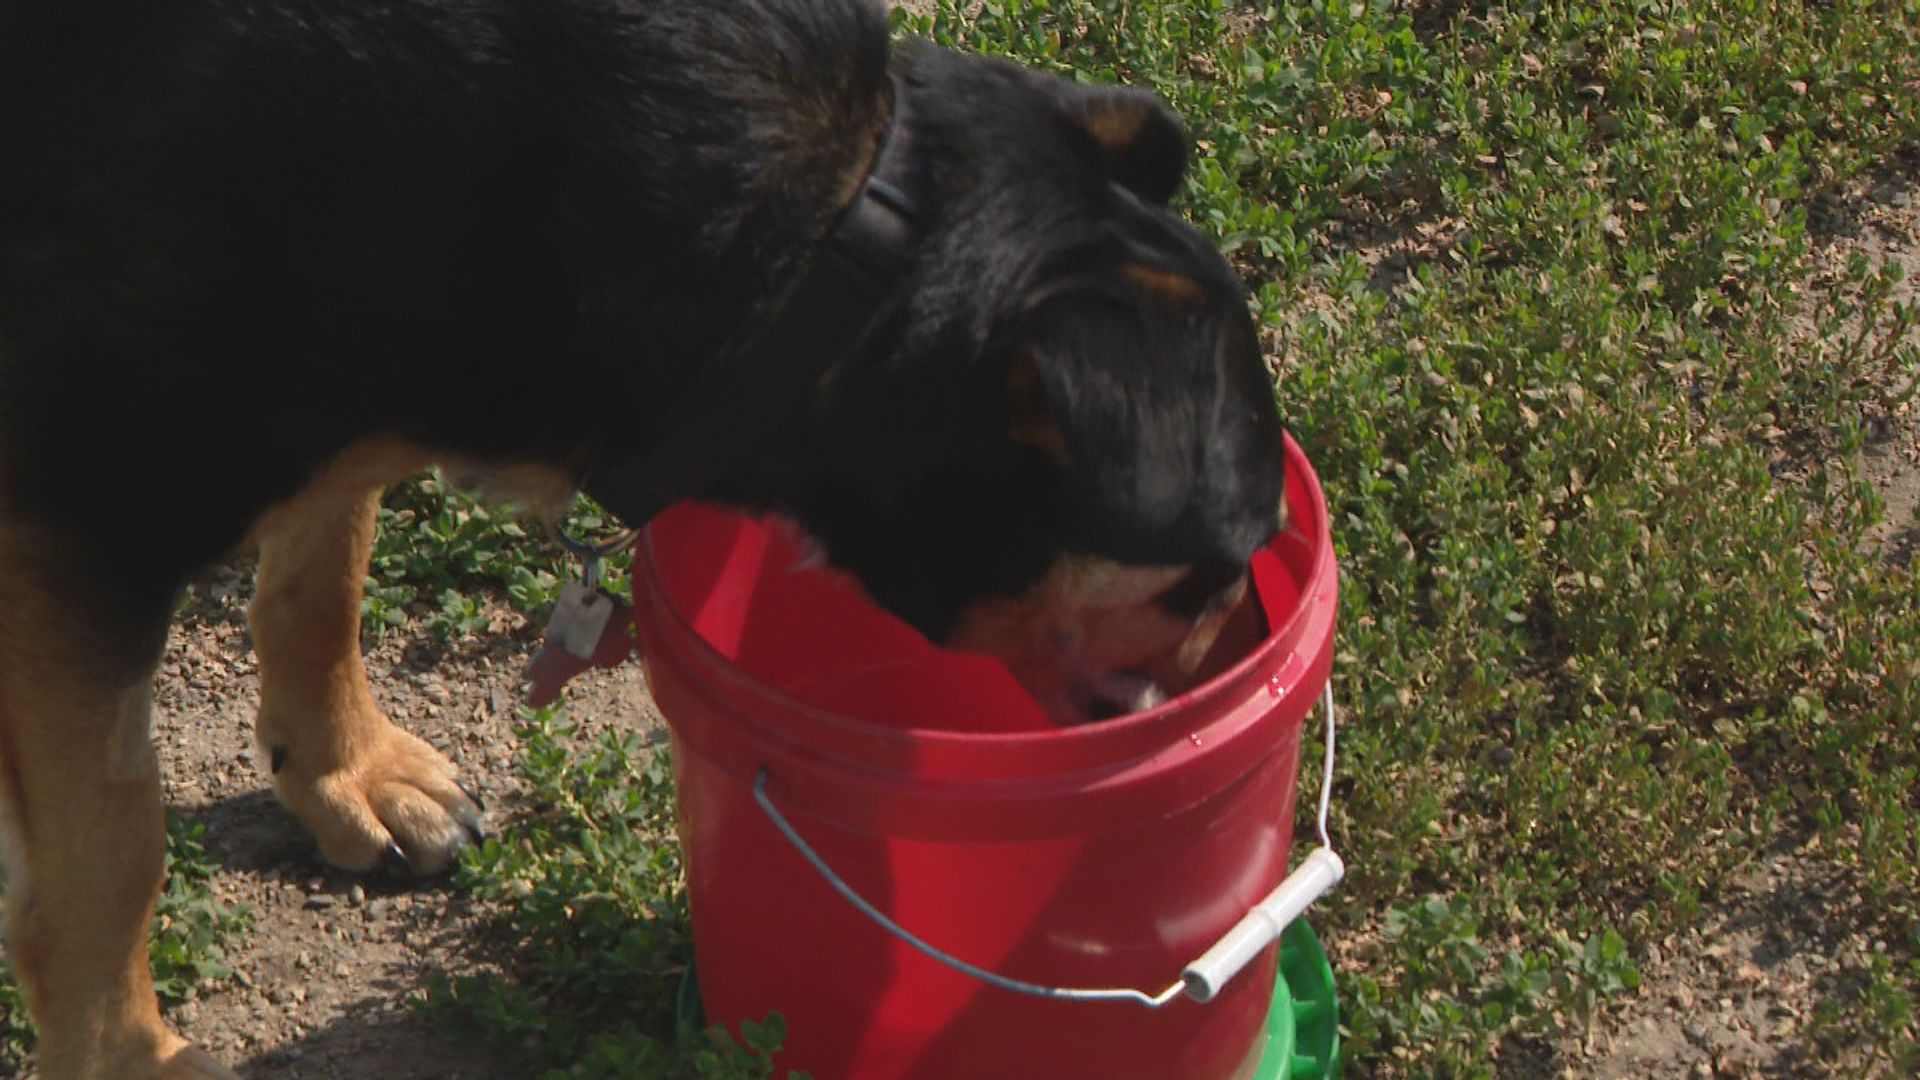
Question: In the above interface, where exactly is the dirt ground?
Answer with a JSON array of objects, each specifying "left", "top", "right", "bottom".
[
  {"left": 1841, "top": 172, "right": 1920, "bottom": 560},
  {"left": 127, "top": 571, "right": 653, "bottom": 1080},
  {"left": 1570, "top": 165, "right": 1919, "bottom": 1080}
]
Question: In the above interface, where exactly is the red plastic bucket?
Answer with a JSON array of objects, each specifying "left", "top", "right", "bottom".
[{"left": 632, "top": 433, "right": 1337, "bottom": 1080}]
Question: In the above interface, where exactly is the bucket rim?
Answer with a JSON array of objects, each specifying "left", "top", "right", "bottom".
[{"left": 632, "top": 431, "right": 1335, "bottom": 751}]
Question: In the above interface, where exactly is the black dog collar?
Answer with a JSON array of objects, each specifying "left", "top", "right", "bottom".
[{"left": 581, "top": 79, "right": 919, "bottom": 530}]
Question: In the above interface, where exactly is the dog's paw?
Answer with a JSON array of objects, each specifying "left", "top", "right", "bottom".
[
  {"left": 270, "top": 720, "right": 487, "bottom": 876},
  {"left": 153, "top": 1044, "right": 242, "bottom": 1080}
]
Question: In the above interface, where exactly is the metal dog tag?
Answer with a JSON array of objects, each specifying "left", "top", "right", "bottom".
[
  {"left": 545, "top": 581, "right": 616, "bottom": 660},
  {"left": 525, "top": 593, "right": 635, "bottom": 708}
]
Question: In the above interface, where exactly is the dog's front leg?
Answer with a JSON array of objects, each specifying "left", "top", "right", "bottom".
[
  {"left": 249, "top": 448, "right": 486, "bottom": 876},
  {"left": 0, "top": 575, "right": 236, "bottom": 1079}
]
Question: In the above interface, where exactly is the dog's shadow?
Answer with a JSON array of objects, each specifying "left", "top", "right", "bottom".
[
  {"left": 182, "top": 790, "right": 314, "bottom": 877},
  {"left": 180, "top": 787, "right": 482, "bottom": 902},
  {"left": 174, "top": 792, "right": 533, "bottom": 1079},
  {"left": 230, "top": 992, "right": 527, "bottom": 1080}
]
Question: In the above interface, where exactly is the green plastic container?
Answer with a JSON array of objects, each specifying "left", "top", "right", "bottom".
[
  {"left": 677, "top": 920, "right": 1341, "bottom": 1079},
  {"left": 1255, "top": 920, "right": 1342, "bottom": 1080}
]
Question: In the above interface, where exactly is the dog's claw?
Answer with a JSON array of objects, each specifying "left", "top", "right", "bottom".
[
  {"left": 457, "top": 804, "right": 489, "bottom": 847},
  {"left": 385, "top": 840, "right": 416, "bottom": 877},
  {"left": 272, "top": 720, "right": 488, "bottom": 876},
  {"left": 451, "top": 779, "right": 489, "bottom": 847},
  {"left": 455, "top": 778, "right": 488, "bottom": 813}
]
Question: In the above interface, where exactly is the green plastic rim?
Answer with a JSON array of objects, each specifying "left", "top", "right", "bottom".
[
  {"left": 675, "top": 920, "right": 1340, "bottom": 1078},
  {"left": 1255, "top": 919, "right": 1342, "bottom": 1080}
]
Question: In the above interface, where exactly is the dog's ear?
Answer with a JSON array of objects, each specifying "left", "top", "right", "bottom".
[
  {"left": 1000, "top": 286, "right": 1204, "bottom": 543},
  {"left": 1054, "top": 82, "right": 1189, "bottom": 204},
  {"left": 997, "top": 265, "right": 1283, "bottom": 563}
]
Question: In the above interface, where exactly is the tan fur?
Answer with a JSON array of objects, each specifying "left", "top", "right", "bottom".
[
  {"left": 947, "top": 555, "right": 1245, "bottom": 721},
  {"left": 829, "top": 101, "right": 891, "bottom": 213},
  {"left": 1005, "top": 352, "right": 1070, "bottom": 462},
  {"left": 1122, "top": 263, "right": 1206, "bottom": 305},
  {"left": 106, "top": 682, "right": 158, "bottom": 782},
  {"left": 0, "top": 533, "right": 228, "bottom": 1079},
  {"left": 250, "top": 440, "right": 450, "bottom": 873},
  {"left": 1078, "top": 101, "right": 1150, "bottom": 160},
  {"left": 248, "top": 439, "right": 569, "bottom": 873},
  {"left": 0, "top": 437, "right": 568, "bottom": 1077}
]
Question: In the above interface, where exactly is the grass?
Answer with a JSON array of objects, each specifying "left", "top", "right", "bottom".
[
  {"left": 422, "top": 712, "right": 804, "bottom": 1080},
  {"left": 0, "top": 0, "right": 1914, "bottom": 1075},
  {"left": 360, "top": 473, "right": 631, "bottom": 643}
]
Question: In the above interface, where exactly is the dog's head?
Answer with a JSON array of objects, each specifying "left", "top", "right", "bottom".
[{"left": 715, "top": 47, "right": 1287, "bottom": 722}]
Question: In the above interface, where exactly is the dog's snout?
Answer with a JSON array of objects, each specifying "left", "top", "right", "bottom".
[{"left": 1152, "top": 560, "right": 1247, "bottom": 620}]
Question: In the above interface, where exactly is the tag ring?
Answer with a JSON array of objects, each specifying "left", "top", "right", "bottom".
[{"left": 550, "top": 520, "right": 638, "bottom": 562}]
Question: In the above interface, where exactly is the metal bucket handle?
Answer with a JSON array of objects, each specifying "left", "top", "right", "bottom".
[{"left": 752, "top": 684, "right": 1346, "bottom": 1009}]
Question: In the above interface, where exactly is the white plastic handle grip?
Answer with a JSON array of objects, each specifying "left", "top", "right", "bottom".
[{"left": 1181, "top": 847, "right": 1346, "bottom": 1003}]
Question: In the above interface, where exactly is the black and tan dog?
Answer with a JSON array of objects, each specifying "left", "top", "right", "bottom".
[{"left": 0, "top": 1, "right": 1286, "bottom": 1076}]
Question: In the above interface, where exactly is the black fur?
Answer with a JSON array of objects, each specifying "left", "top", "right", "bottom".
[
  {"left": 1, "top": 0, "right": 1284, "bottom": 661},
  {"left": 712, "top": 45, "right": 1286, "bottom": 637}
]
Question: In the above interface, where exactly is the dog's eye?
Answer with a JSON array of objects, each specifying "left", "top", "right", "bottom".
[{"left": 1153, "top": 560, "right": 1244, "bottom": 619}]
